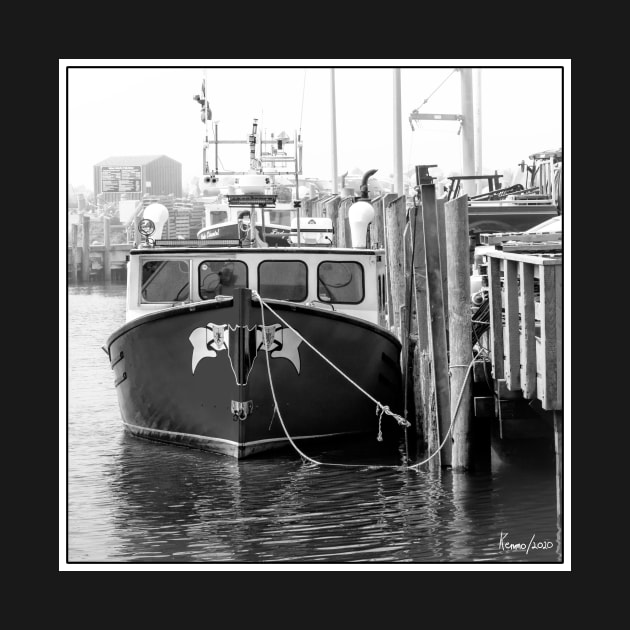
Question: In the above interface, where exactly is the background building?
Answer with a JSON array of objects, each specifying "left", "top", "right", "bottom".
[{"left": 93, "top": 155, "right": 182, "bottom": 204}]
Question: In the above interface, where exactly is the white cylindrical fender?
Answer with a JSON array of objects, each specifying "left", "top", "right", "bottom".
[{"left": 348, "top": 200, "right": 374, "bottom": 248}]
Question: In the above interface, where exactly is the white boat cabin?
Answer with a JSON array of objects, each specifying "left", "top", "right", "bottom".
[{"left": 126, "top": 246, "right": 388, "bottom": 326}]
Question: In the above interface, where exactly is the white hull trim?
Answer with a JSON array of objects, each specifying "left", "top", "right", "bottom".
[{"left": 122, "top": 421, "right": 363, "bottom": 457}]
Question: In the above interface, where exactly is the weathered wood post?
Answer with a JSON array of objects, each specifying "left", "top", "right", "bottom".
[
  {"left": 422, "top": 183, "right": 452, "bottom": 466},
  {"left": 370, "top": 196, "right": 383, "bottom": 249},
  {"left": 324, "top": 196, "right": 339, "bottom": 247},
  {"left": 81, "top": 214, "right": 91, "bottom": 283},
  {"left": 410, "top": 198, "right": 439, "bottom": 468},
  {"left": 445, "top": 194, "right": 473, "bottom": 470},
  {"left": 381, "top": 192, "right": 398, "bottom": 328},
  {"left": 385, "top": 196, "right": 407, "bottom": 340},
  {"left": 336, "top": 197, "right": 348, "bottom": 248},
  {"left": 436, "top": 195, "right": 449, "bottom": 325},
  {"left": 103, "top": 215, "right": 111, "bottom": 283},
  {"left": 70, "top": 223, "right": 78, "bottom": 284}
]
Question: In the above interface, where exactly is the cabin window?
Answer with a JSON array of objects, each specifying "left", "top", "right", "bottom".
[
  {"left": 317, "top": 261, "right": 364, "bottom": 304},
  {"left": 258, "top": 260, "right": 308, "bottom": 301},
  {"left": 199, "top": 260, "right": 248, "bottom": 299},
  {"left": 141, "top": 260, "right": 190, "bottom": 303}
]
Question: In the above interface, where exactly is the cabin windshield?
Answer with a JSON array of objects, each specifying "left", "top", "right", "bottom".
[
  {"left": 141, "top": 260, "right": 190, "bottom": 303},
  {"left": 258, "top": 260, "right": 307, "bottom": 301},
  {"left": 317, "top": 261, "right": 364, "bottom": 304},
  {"left": 199, "top": 260, "right": 248, "bottom": 299}
]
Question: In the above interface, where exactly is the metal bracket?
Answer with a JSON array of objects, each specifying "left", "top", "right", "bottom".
[
  {"left": 111, "top": 350, "right": 124, "bottom": 369},
  {"left": 231, "top": 400, "right": 254, "bottom": 421},
  {"left": 114, "top": 372, "right": 127, "bottom": 387}
]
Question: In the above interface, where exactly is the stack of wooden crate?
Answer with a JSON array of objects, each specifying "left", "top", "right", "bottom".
[
  {"left": 173, "top": 200, "right": 191, "bottom": 239},
  {"left": 189, "top": 201, "right": 205, "bottom": 238}
]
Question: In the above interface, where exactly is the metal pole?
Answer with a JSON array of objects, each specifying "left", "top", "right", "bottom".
[
  {"left": 330, "top": 68, "right": 339, "bottom": 194},
  {"left": 214, "top": 122, "right": 218, "bottom": 173},
  {"left": 393, "top": 69, "right": 404, "bottom": 195},
  {"left": 473, "top": 68, "right": 483, "bottom": 190},
  {"left": 460, "top": 68, "right": 475, "bottom": 196}
]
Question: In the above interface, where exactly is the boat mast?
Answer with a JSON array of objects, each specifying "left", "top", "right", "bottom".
[
  {"left": 203, "top": 70, "right": 210, "bottom": 174},
  {"left": 393, "top": 68, "right": 404, "bottom": 195},
  {"left": 330, "top": 68, "right": 339, "bottom": 194}
]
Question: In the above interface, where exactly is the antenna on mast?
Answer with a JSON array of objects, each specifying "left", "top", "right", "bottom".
[{"left": 193, "top": 70, "right": 212, "bottom": 174}]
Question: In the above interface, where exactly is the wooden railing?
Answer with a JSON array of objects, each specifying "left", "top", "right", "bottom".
[{"left": 486, "top": 249, "right": 562, "bottom": 411}]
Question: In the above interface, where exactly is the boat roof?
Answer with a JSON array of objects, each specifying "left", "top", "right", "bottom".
[{"left": 130, "top": 244, "right": 380, "bottom": 256}]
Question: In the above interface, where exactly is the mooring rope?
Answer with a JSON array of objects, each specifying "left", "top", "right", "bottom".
[
  {"left": 253, "top": 291, "right": 409, "bottom": 430},
  {"left": 253, "top": 290, "right": 475, "bottom": 472},
  {"left": 254, "top": 290, "right": 410, "bottom": 470}
]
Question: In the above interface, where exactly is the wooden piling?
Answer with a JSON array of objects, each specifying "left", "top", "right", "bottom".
[
  {"left": 421, "top": 183, "right": 451, "bottom": 466},
  {"left": 70, "top": 223, "right": 78, "bottom": 284},
  {"left": 436, "top": 195, "right": 449, "bottom": 325},
  {"left": 325, "top": 196, "right": 340, "bottom": 246},
  {"left": 369, "top": 195, "right": 383, "bottom": 249},
  {"left": 385, "top": 196, "right": 407, "bottom": 337},
  {"left": 103, "top": 216, "right": 111, "bottom": 282},
  {"left": 381, "top": 193, "right": 397, "bottom": 328},
  {"left": 81, "top": 214, "right": 91, "bottom": 283},
  {"left": 375, "top": 193, "right": 396, "bottom": 251},
  {"left": 336, "top": 198, "right": 349, "bottom": 248},
  {"left": 445, "top": 195, "right": 473, "bottom": 471},
  {"left": 410, "top": 197, "right": 437, "bottom": 462}
]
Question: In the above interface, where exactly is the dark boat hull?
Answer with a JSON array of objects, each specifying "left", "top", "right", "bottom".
[{"left": 106, "top": 289, "right": 404, "bottom": 458}]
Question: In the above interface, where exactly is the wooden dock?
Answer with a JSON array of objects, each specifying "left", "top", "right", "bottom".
[
  {"left": 482, "top": 233, "right": 562, "bottom": 412},
  {"left": 68, "top": 214, "right": 132, "bottom": 283}
]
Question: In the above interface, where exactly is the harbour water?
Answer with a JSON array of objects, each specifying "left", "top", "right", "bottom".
[{"left": 65, "top": 283, "right": 564, "bottom": 565}]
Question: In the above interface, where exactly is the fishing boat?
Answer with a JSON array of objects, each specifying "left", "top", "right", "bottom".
[
  {"left": 103, "top": 88, "right": 406, "bottom": 457},
  {"left": 103, "top": 187, "right": 406, "bottom": 458}
]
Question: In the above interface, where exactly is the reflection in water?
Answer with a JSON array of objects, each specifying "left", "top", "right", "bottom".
[
  {"left": 97, "top": 435, "right": 560, "bottom": 563},
  {"left": 67, "top": 284, "right": 562, "bottom": 564}
]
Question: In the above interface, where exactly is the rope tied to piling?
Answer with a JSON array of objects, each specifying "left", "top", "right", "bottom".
[
  {"left": 376, "top": 404, "right": 410, "bottom": 441},
  {"left": 408, "top": 358, "right": 475, "bottom": 470},
  {"left": 252, "top": 290, "right": 473, "bottom": 472},
  {"left": 252, "top": 290, "right": 410, "bottom": 469}
]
